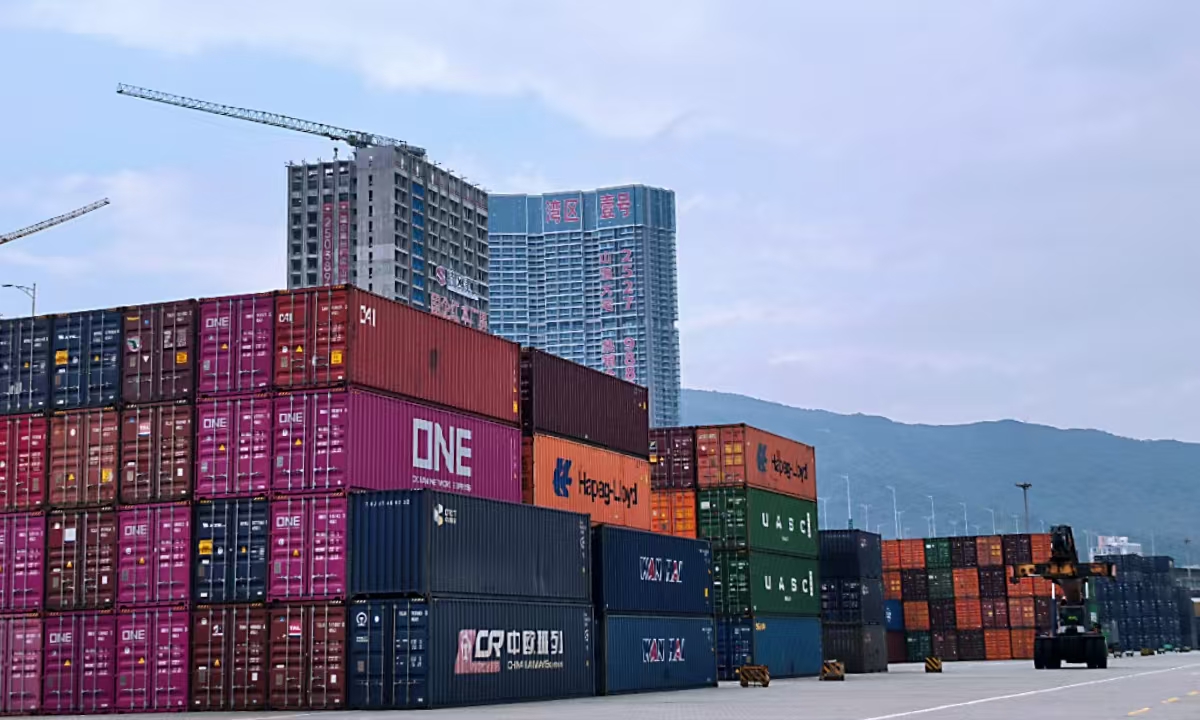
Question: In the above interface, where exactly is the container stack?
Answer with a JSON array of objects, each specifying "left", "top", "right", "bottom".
[
  {"left": 1095, "top": 555, "right": 1186, "bottom": 650},
  {"left": 649, "top": 427, "right": 697, "bottom": 538},
  {"left": 820, "top": 530, "right": 887, "bottom": 673}
]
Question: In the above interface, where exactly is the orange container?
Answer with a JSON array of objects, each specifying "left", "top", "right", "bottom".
[
  {"left": 976, "top": 536, "right": 1004, "bottom": 566},
  {"left": 694, "top": 424, "right": 815, "bottom": 500},
  {"left": 884, "top": 571, "right": 903, "bottom": 600},
  {"left": 952, "top": 568, "right": 980, "bottom": 598},
  {"left": 522, "top": 435, "right": 652, "bottom": 530},
  {"left": 899, "top": 539, "right": 926, "bottom": 569},
  {"left": 985, "top": 629, "right": 1012, "bottom": 660},
  {"left": 955, "top": 599, "right": 983, "bottom": 630},
  {"left": 1006, "top": 568, "right": 1034, "bottom": 598},
  {"left": 650, "top": 489, "right": 697, "bottom": 538},
  {"left": 903, "top": 601, "right": 930, "bottom": 631},
  {"left": 1030, "top": 533, "right": 1052, "bottom": 564},
  {"left": 1008, "top": 597, "right": 1036, "bottom": 628},
  {"left": 883, "top": 540, "right": 901, "bottom": 571},
  {"left": 1010, "top": 629, "right": 1035, "bottom": 660},
  {"left": 1032, "top": 577, "right": 1053, "bottom": 598}
]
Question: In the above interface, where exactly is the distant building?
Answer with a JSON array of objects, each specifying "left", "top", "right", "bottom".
[
  {"left": 1094, "top": 535, "right": 1144, "bottom": 561},
  {"left": 488, "top": 186, "right": 680, "bottom": 427}
]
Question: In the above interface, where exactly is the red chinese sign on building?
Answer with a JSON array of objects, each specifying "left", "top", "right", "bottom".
[
  {"left": 321, "top": 203, "right": 334, "bottom": 285},
  {"left": 599, "top": 191, "right": 633, "bottom": 221},
  {"left": 431, "top": 292, "right": 488, "bottom": 332},
  {"left": 623, "top": 337, "right": 637, "bottom": 383},
  {"left": 544, "top": 200, "right": 562, "bottom": 224}
]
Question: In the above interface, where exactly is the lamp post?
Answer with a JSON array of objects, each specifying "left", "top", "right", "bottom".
[
  {"left": 986, "top": 508, "right": 997, "bottom": 535},
  {"left": 1, "top": 283, "right": 36, "bottom": 316},
  {"left": 1015, "top": 482, "right": 1032, "bottom": 533},
  {"left": 960, "top": 502, "right": 968, "bottom": 535},
  {"left": 897, "top": 510, "right": 906, "bottom": 540},
  {"left": 1011, "top": 513, "right": 1020, "bottom": 533},
  {"left": 841, "top": 475, "right": 852, "bottom": 530},
  {"left": 860, "top": 504, "right": 871, "bottom": 533},
  {"left": 927, "top": 495, "right": 936, "bottom": 537},
  {"left": 818, "top": 497, "right": 829, "bottom": 531},
  {"left": 887, "top": 486, "right": 899, "bottom": 545}
]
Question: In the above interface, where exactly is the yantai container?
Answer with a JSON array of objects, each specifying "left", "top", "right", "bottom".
[
  {"left": 0, "top": 414, "right": 47, "bottom": 511},
  {"left": 198, "top": 293, "right": 275, "bottom": 396},
  {"left": 822, "top": 623, "right": 887, "bottom": 674},
  {"left": 195, "top": 394, "right": 273, "bottom": 498},
  {"left": 523, "top": 435, "right": 652, "bottom": 530},
  {"left": 0, "top": 615, "right": 42, "bottom": 714},
  {"left": 694, "top": 424, "right": 815, "bottom": 500},
  {"left": 592, "top": 526, "right": 712, "bottom": 616},
  {"left": 716, "top": 615, "right": 821, "bottom": 680},
  {"left": 46, "top": 508, "right": 117, "bottom": 610},
  {"left": 596, "top": 615, "right": 716, "bottom": 694},
  {"left": 116, "top": 606, "right": 190, "bottom": 712},
  {"left": 122, "top": 301, "right": 197, "bottom": 404},
  {"left": 120, "top": 403, "right": 194, "bottom": 504},
  {"left": 268, "top": 603, "right": 347, "bottom": 710},
  {"left": 269, "top": 494, "right": 348, "bottom": 601},
  {"left": 0, "top": 317, "right": 51, "bottom": 415},
  {"left": 51, "top": 309, "right": 122, "bottom": 410},
  {"left": 697, "top": 487, "right": 817, "bottom": 557},
  {"left": 42, "top": 611, "right": 117, "bottom": 714},
  {"left": 49, "top": 409, "right": 119, "bottom": 508},
  {"left": 117, "top": 503, "right": 191, "bottom": 606},
  {"left": 192, "top": 497, "right": 269, "bottom": 604},
  {"left": 0, "top": 512, "right": 44, "bottom": 611},
  {"left": 649, "top": 427, "right": 696, "bottom": 490},
  {"left": 190, "top": 605, "right": 269, "bottom": 711},
  {"left": 712, "top": 550, "right": 819, "bottom": 616},
  {"left": 650, "top": 489, "right": 697, "bottom": 538}
]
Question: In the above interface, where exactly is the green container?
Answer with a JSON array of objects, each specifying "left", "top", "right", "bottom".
[
  {"left": 906, "top": 631, "right": 933, "bottom": 662},
  {"left": 697, "top": 487, "right": 818, "bottom": 557},
  {"left": 927, "top": 570, "right": 955, "bottom": 600},
  {"left": 924, "top": 538, "right": 952, "bottom": 568},
  {"left": 713, "top": 549, "right": 820, "bottom": 616}
]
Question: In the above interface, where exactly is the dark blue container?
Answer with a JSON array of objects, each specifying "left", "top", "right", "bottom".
[
  {"left": 716, "top": 615, "right": 822, "bottom": 680},
  {"left": 593, "top": 526, "right": 713, "bottom": 616},
  {"left": 885, "top": 599, "right": 905, "bottom": 632},
  {"left": 192, "top": 497, "right": 269, "bottom": 603},
  {"left": 596, "top": 615, "right": 717, "bottom": 694},
  {"left": 350, "top": 490, "right": 590, "bottom": 602},
  {"left": 348, "top": 597, "right": 594, "bottom": 709},
  {"left": 821, "top": 577, "right": 885, "bottom": 625},
  {"left": 0, "top": 316, "right": 51, "bottom": 414},
  {"left": 51, "top": 309, "right": 122, "bottom": 409},
  {"left": 819, "top": 529, "right": 884, "bottom": 579}
]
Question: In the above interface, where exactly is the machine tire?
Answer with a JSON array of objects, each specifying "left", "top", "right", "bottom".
[{"left": 1034, "top": 638, "right": 1046, "bottom": 670}]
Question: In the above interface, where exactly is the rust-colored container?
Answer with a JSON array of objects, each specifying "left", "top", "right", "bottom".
[
  {"left": 694, "top": 424, "right": 815, "bottom": 500},
  {"left": 882, "top": 540, "right": 901, "bottom": 571},
  {"left": 122, "top": 301, "right": 197, "bottom": 404},
  {"left": 982, "top": 598, "right": 1009, "bottom": 629},
  {"left": 1030, "top": 533, "right": 1051, "bottom": 564},
  {"left": 650, "top": 489, "right": 696, "bottom": 538},
  {"left": 45, "top": 508, "right": 117, "bottom": 610},
  {"left": 0, "top": 414, "right": 48, "bottom": 512},
  {"left": 274, "top": 287, "right": 519, "bottom": 425},
  {"left": 1007, "top": 568, "right": 1034, "bottom": 598},
  {"left": 120, "top": 403, "right": 194, "bottom": 504},
  {"left": 984, "top": 629, "right": 1012, "bottom": 660},
  {"left": 190, "top": 606, "right": 269, "bottom": 711},
  {"left": 899, "top": 539, "right": 926, "bottom": 569},
  {"left": 903, "top": 601, "right": 930, "bottom": 631},
  {"left": 955, "top": 599, "right": 982, "bottom": 630},
  {"left": 1032, "top": 577, "right": 1053, "bottom": 598},
  {"left": 267, "top": 603, "right": 346, "bottom": 710},
  {"left": 884, "top": 571, "right": 902, "bottom": 600},
  {"left": 650, "top": 427, "right": 697, "bottom": 490},
  {"left": 1010, "top": 629, "right": 1035, "bottom": 660},
  {"left": 952, "top": 568, "right": 980, "bottom": 598},
  {"left": 523, "top": 435, "right": 652, "bottom": 530},
  {"left": 49, "top": 409, "right": 118, "bottom": 508},
  {"left": 976, "top": 536, "right": 1004, "bottom": 566},
  {"left": 1008, "top": 597, "right": 1036, "bottom": 628}
]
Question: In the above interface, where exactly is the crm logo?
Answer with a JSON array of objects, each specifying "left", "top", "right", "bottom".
[
  {"left": 433, "top": 503, "right": 458, "bottom": 527},
  {"left": 552, "top": 459, "right": 573, "bottom": 498}
]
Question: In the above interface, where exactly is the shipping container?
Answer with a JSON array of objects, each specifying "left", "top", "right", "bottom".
[
  {"left": 899, "top": 539, "right": 926, "bottom": 569},
  {"left": 1031, "top": 533, "right": 1051, "bottom": 564},
  {"left": 716, "top": 615, "right": 822, "bottom": 680},
  {"left": 0, "top": 513, "right": 44, "bottom": 612},
  {"left": 190, "top": 606, "right": 269, "bottom": 711},
  {"left": 0, "top": 615, "right": 41, "bottom": 714},
  {"left": 122, "top": 301, "right": 197, "bottom": 404},
  {"left": 117, "top": 503, "right": 190, "bottom": 606},
  {"left": 198, "top": 293, "right": 276, "bottom": 396},
  {"left": 927, "top": 569, "right": 954, "bottom": 600},
  {"left": 1035, "top": 597, "right": 1055, "bottom": 631},
  {"left": 1008, "top": 569, "right": 1035, "bottom": 598},
  {"left": 952, "top": 568, "right": 980, "bottom": 598},
  {"left": 886, "top": 630, "right": 906, "bottom": 664},
  {"left": 904, "top": 631, "right": 932, "bottom": 662},
  {"left": 882, "top": 540, "right": 900, "bottom": 571},
  {"left": 956, "top": 599, "right": 983, "bottom": 631},
  {"left": 0, "top": 317, "right": 51, "bottom": 416},
  {"left": 116, "top": 606, "right": 189, "bottom": 712},
  {"left": 697, "top": 487, "right": 817, "bottom": 557},
  {"left": 923, "top": 538, "right": 951, "bottom": 569},
  {"left": 273, "top": 388, "right": 520, "bottom": 499},
  {"left": 192, "top": 497, "right": 269, "bottom": 604},
  {"left": 1010, "top": 629, "right": 1036, "bottom": 660},
  {"left": 929, "top": 598, "right": 957, "bottom": 632},
  {"left": 1003, "top": 534, "right": 1033, "bottom": 565},
  {"left": 348, "top": 597, "right": 594, "bottom": 710},
  {"left": 350, "top": 490, "right": 590, "bottom": 602},
  {"left": 822, "top": 623, "right": 887, "bottom": 673},
  {"left": 712, "top": 550, "right": 818, "bottom": 616},
  {"left": 820, "top": 530, "right": 883, "bottom": 579},
  {"left": 592, "top": 526, "right": 712, "bottom": 616},
  {"left": 976, "top": 536, "right": 1004, "bottom": 566},
  {"left": 120, "top": 403, "right": 194, "bottom": 504},
  {"left": 1009, "top": 597, "right": 1036, "bottom": 628},
  {"left": 269, "top": 494, "right": 348, "bottom": 602},
  {"left": 931, "top": 630, "right": 959, "bottom": 661},
  {"left": 900, "top": 569, "right": 928, "bottom": 601},
  {"left": 950, "top": 537, "right": 978, "bottom": 568},
  {"left": 884, "top": 571, "right": 902, "bottom": 600},
  {"left": 596, "top": 615, "right": 716, "bottom": 694},
  {"left": 984, "top": 628, "right": 1012, "bottom": 660},
  {"left": 694, "top": 425, "right": 815, "bottom": 500},
  {"left": 821, "top": 578, "right": 885, "bottom": 625},
  {"left": 903, "top": 601, "right": 930, "bottom": 631},
  {"left": 46, "top": 508, "right": 117, "bottom": 610},
  {"left": 979, "top": 566, "right": 1009, "bottom": 598},
  {"left": 885, "top": 599, "right": 905, "bottom": 632},
  {"left": 51, "top": 309, "right": 122, "bottom": 410},
  {"left": 650, "top": 489, "right": 696, "bottom": 538},
  {"left": 195, "top": 394, "right": 272, "bottom": 498},
  {"left": 1033, "top": 576, "right": 1053, "bottom": 597},
  {"left": 982, "top": 598, "right": 1010, "bottom": 629},
  {"left": 649, "top": 427, "right": 696, "bottom": 490},
  {"left": 0, "top": 415, "right": 47, "bottom": 512},
  {"left": 274, "top": 287, "right": 520, "bottom": 424},
  {"left": 42, "top": 611, "right": 116, "bottom": 714},
  {"left": 268, "top": 603, "right": 347, "bottom": 710},
  {"left": 49, "top": 409, "right": 118, "bottom": 508},
  {"left": 958, "top": 629, "right": 986, "bottom": 661},
  {"left": 523, "top": 435, "right": 652, "bottom": 530}
]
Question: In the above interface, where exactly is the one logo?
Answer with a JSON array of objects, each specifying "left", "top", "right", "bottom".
[
  {"left": 553, "top": 459, "right": 573, "bottom": 498},
  {"left": 756, "top": 444, "right": 768, "bottom": 473},
  {"left": 412, "top": 419, "right": 472, "bottom": 478},
  {"left": 122, "top": 629, "right": 146, "bottom": 641}
]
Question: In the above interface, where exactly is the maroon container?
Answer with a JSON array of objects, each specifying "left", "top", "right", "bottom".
[
  {"left": 122, "top": 301, "right": 197, "bottom": 404},
  {"left": 49, "top": 409, "right": 119, "bottom": 509},
  {"left": 117, "top": 503, "right": 191, "bottom": 606},
  {"left": 650, "top": 427, "right": 697, "bottom": 489},
  {"left": 272, "top": 388, "right": 520, "bottom": 500},
  {"left": 886, "top": 630, "right": 906, "bottom": 664},
  {"left": 198, "top": 293, "right": 275, "bottom": 396},
  {"left": 46, "top": 509, "right": 117, "bottom": 611},
  {"left": 0, "top": 415, "right": 47, "bottom": 512},
  {"left": 190, "top": 605, "right": 269, "bottom": 711},
  {"left": 0, "top": 615, "right": 42, "bottom": 714},
  {"left": 195, "top": 395, "right": 273, "bottom": 498},
  {"left": 267, "top": 603, "right": 347, "bottom": 710},
  {"left": 269, "top": 494, "right": 347, "bottom": 602},
  {"left": 120, "top": 403, "right": 194, "bottom": 504},
  {"left": 42, "top": 611, "right": 117, "bottom": 714},
  {"left": 0, "top": 513, "right": 44, "bottom": 612},
  {"left": 116, "top": 606, "right": 189, "bottom": 712}
]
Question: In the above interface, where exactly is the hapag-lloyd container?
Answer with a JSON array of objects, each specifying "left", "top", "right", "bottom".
[
  {"left": 195, "top": 395, "right": 272, "bottom": 498},
  {"left": 268, "top": 603, "right": 347, "bottom": 710},
  {"left": 649, "top": 427, "right": 697, "bottom": 490},
  {"left": 118, "top": 503, "right": 191, "bottom": 605},
  {"left": 42, "top": 611, "right": 117, "bottom": 714},
  {"left": 122, "top": 301, "right": 197, "bottom": 404},
  {"left": 46, "top": 509, "right": 118, "bottom": 610},
  {"left": 198, "top": 293, "right": 275, "bottom": 396},
  {"left": 269, "top": 494, "right": 347, "bottom": 601},
  {"left": 51, "top": 309, "right": 122, "bottom": 410},
  {"left": 0, "top": 513, "right": 45, "bottom": 612},
  {"left": 192, "top": 497, "right": 268, "bottom": 604},
  {"left": 713, "top": 550, "right": 820, "bottom": 617},
  {"left": 697, "top": 487, "right": 818, "bottom": 557},
  {"left": 0, "top": 317, "right": 51, "bottom": 415},
  {"left": 120, "top": 403, "right": 194, "bottom": 504},
  {"left": 695, "top": 424, "right": 816, "bottom": 501},
  {"left": 116, "top": 606, "right": 189, "bottom": 712},
  {"left": 523, "top": 434, "right": 652, "bottom": 530},
  {"left": 592, "top": 526, "right": 712, "bottom": 616},
  {"left": 597, "top": 615, "right": 716, "bottom": 695},
  {"left": 0, "top": 414, "right": 47, "bottom": 511},
  {"left": 272, "top": 388, "right": 520, "bottom": 499},
  {"left": 273, "top": 286, "right": 520, "bottom": 424},
  {"left": 0, "top": 615, "right": 42, "bottom": 714},
  {"left": 49, "top": 408, "right": 119, "bottom": 508},
  {"left": 190, "top": 605, "right": 269, "bottom": 711}
]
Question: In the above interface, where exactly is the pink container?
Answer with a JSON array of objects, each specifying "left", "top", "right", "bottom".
[
  {"left": 0, "top": 512, "right": 44, "bottom": 612},
  {"left": 116, "top": 607, "right": 189, "bottom": 712},
  {"left": 0, "top": 615, "right": 42, "bottom": 714},
  {"left": 118, "top": 504, "right": 191, "bottom": 606},
  {"left": 195, "top": 395, "right": 273, "bottom": 498},
  {"left": 198, "top": 293, "right": 275, "bottom": 396},
  {"left": 42, "top": 611, "right": 117, "bottom": 714},
  {"left": 268, "top": 494, "right": 348, "bottom": 601},
  {"left": 271, "top": 388, "right": 521, "bottom": 500}
]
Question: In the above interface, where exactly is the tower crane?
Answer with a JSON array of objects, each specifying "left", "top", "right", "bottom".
[
  {"left": 116, "top": 83, "right": 426, "bottom": 156},
  {"left": 0, "top": 198, "right": 111, "bottom": 247}
]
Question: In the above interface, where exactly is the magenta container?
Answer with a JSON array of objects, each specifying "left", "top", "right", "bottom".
[
  {"left": 0, "top": 512, "right": 44, "bottom": 612},
  {"left": 271, "top": 388, "right": 521, "bottom": 500},
  {"left": 116, "top": 607, "right": 189, "bottom": 712},
  {"left": 268, "top": 494, "right": 348, "bottom": 601},
  {"left": 198, "top": 293, "right": 275, "bottom": 396},
  {"left": 195, "top": 394, "right": 273, "bottom": 498},
  {"left": 118, "top": 504, "right": 191, "bottom": 606},
  {"left": 0, "top": 615, "right": 42, "bottom": 714},
  {"left": 42, "top": 612, "right": 117, "bottom": 714}
]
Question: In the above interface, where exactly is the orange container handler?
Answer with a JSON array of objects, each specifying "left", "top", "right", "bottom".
[
  {"left": 904, "top": 601, "right": 930, "bottom": 631},
  {"left": 955, "top": 599, "right": 983, "bottom": 630},
  {"left": 883, "top": 540, "right": 901, "bottom": 571},
  {"left": 976, "top": 536, "right": 1004, "bottom": 566},
  {"left": 1010, "top": 629, "right": 1035, "bottom": 660},
  {"left": 899, "top": 540, "right": 926, "bottom": 569},
  {"left": 884, "top": 571, "right": 903, "bottom": 601},
  {"left": 984, "top": 629, "right": 1012, "bottom": 660},
  {"left": 650, "top": 489, "right": 697, "bottom": 538},
  {"left": 952, "top": 568, "right": 980, "bottom": 598}
]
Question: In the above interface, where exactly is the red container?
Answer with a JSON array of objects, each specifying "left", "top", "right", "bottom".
[
  {"left": 649, "top": 427, "right": 697, "bottom": 490},
  {"left": 1010, "top": 629, "right": 1035, "bottom": 660},
  {"left": 0, "top": 415, "right": 47, "bottom": 512},
  {"left": 198, "top": 293, "right": 275, "bottom": 396},
  {"left": 0, "top": 513, "right": 44, "bottom": 612},
  {"left": 117, "top": 504, "right": 191, "bottom": 606},
  {"left": 269, "top": 494, "right": 347, "bottom": 601},
  {"left": 982, "top": 598, "right": 1009, "bottom": 629},
  {"left": 1032, "top": 577, "right": 1053, "bottom": 597},
  {"left": 120, "top": 403, "right": 194, "bottom": 504},
  {"left": 955, "top": 599, "right": 982, "bottom": 630},
  {"left": 116, "top": 606, "right": 190, "bottom": 712},
  {"left": 195, "top": 395, "right": 273, "bottom": 498},
  {"left": 190, "top": 606, "right": 269, "bottom": 711},
  {"left": 886, "top": 630, "right": 906, "bottom": 664},
  {"left": 952, "top": 568, "right": 980, "bottom": 598},
  {"left": 274, "top": 287, "right": 519, "bottom": 425},
  {"left": 882, "top": 540, "right": 901, "bottom": 571},
  {"left": 267, "top": 603, "right": 347, "bottom": 710},
  {"left": 932, "top": 630, "right": 959, "bottom": 661},
  {"left": 0, "top": 615, "right": 42, "bottom": 714},
  {"left": 1031, "top": 533, "right": 1052, "bottom": 564},
  {"left": 1008, "top": 597, "right": 1036, "bottom": 628},
  {"left": 46, "top": 509, "right": 117, "bottom": 610},
  {"left": 42, "top": 611, "right": 117, "bottom": 714},
  {"left": 1007, "top": 568, "right": 1035, "bottom": 598},
  {"left": 272, "top": 388, "right": 520, "bottom": 500},
  {"left": 903, "top": 601, "right": 930, "bottom": 631},
  {"left": 694, "top": 424, "right": 816, "bottom": 500},
  {"left": 984, "top": 628, "right": 1012, "bottom": 660},
  {"left": 899, "top": 539, "right": 926, "bottom": 569},
  {"left": 49, "top": 409, "right": 119, "bottom": 508},
  {"left": 122, "top": 301, "right": 197, "bottom": 404},
  {"left": 884, "top": 571, "right": 902, "bottom": 600},
  {"left": 976, "top": 536, "right": 1004, "bottom": 566}
]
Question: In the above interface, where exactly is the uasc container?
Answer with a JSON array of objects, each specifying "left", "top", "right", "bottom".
[
  {"left": 0, "top": 512, "right": 44, "bottom": 612},
  {"left": 120, "top": 403, "right": 194, "bottom": 504},
  {"left": 523, "top": 435, "right": 652, "bottom": 530},
  {"left": 697, "top": 487, "right": 817, "bottom": 557},
  {"left": 117, "top": 503, "right": 191, "bottom": 606},
  {"left": 650, "top": 489, "right": 696, "bottom": 538},
  {"left": 0, "top": 615, "right": 42, "bottom": 714},
  {"left": 190, "top": 606, "right": 269, "bottom": 711},
  {"left": 51, "top": 309, "right": 122, "bottom": 410},
  {"left": 195, "top": 395, "right": 272, "bottom": 498},
  {"left": 695, "top": 424, "right": 815, "bottom": 500},
  {"left": 716, "top": 615, "right": 821, "bottom": 680},
  {"left": 592, "top": 526, "right": 712, "bottom": 616},
  {"left": 0, "top": 414, "right": 47, "bottom": 511},
  {"left": 116, "top": 606, "right": 189, "bottom": 712},
  {"left": 597, "top": 615, "right": 716, "bottom": 695},
  {"left": 649, "top": 427, "right": 696, "bottom": 490},
  {"left": 49, "top": 409, "right": 119, "bottom": 508},
  {"left": 198, "top": 293, "right": 275, "bottom": 396},
  {"left": 192, "top": 497, "right": 269, "bottom": 604},
  {"left": 268, "top": 603, "right": 346, "bottom": 710},
  {"left": 122, "top": 301, "right": 197, "bottom": 404},
  {"left": 712, "top": 550, "right": 819, "bottom": 616},
  {"left": 269, "top": 494, "right": 348, "bottom": 601},
  {"left": 46, "top": 508, "right": 117, "bottom": 610},
  {"left": 0, "top": 317, "right": 51, "bottom": 415},
  {"left": 42, "top": 611, "right": 116, "bottom": 714}
]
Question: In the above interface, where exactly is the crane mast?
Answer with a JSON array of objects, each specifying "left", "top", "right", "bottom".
[{"left": 0, "top": 198, "right": 111, "bottom": 246}]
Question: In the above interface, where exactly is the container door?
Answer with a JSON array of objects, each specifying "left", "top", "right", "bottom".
[
  {"left": 195, "top": 396, "right": 272, "bottom": 498},
  {"left": 120, "top": 404, "right": 194, "bottom": 504},
  {"left": 50, "top": 410, "right": 119, "bottom": 508},
  {"left": 0, "top": 415, "right": 48, "bottom": 512}
]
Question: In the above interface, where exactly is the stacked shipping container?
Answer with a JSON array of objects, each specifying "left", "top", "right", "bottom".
[
  {"left": 820, "top": 530, "right": 887, "bottom": 673},
  {"left": 1095, "top": 554, "right": 1188, "bottom": 651}
]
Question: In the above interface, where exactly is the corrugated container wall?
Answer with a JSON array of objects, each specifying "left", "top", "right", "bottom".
[
  {"left": 698, "top": 487, "right": 818, "bottom": 557},
  {"left": 717, "top": 615, "right": 822, "bottom": 680},
  {"left": 198, "top": 293, "right": 275, "bottom": 396},
  {"left": 268, "top": 604, "right": 346, "bottom": 710},
  {"left": 649, "top": 427, "right": 696, "bottom": 490},
  {"left": 520, "top": 348, "right": 649, "bottom": 458},
  {"left": 823, "top": 623, "right": 887, "bottom": 674},
  {"left": 49, "top": 409, "right": 119, "bottom": 508},
  {"left": 269, "top": 494, "right": 348, "bottom": 601},
  {"left": 192, "top": 497, "right": 268, "bottom": 604},
  {"left": 51, "top": 309, "right": 122, "bottom": 410},
  {"left": 713, "top": 550, "right": 819, "bottom": 616},
  {"left": 195, "top": 395, "right": 273, "bottom": 498},
  {"left": 650, "top": 489, "right": 696, "bottom": 538},
  {"left": 120, "top": 403, "right": 194, "bottom": 504},
  {"left": 190, "top": 606, "right": 269, "bottom": 711},
  {"left": 0, "top": 512, "right": 44, "bottom": 611},
  {"left": 273, "top": 287, "right": 520, "bottom": 425},
  {"left": 820, "top": 530, "right": 883, "bottom": 579},
  {"left": 0, "top": 414, "right": 47, "bottom": 511},
  {"left": 597, "top": 615, "right": 716, "bottom": 695},
  {"left": 46, "top": 509, "right": 117, "bottom": 610},
  {"left": 0, "top": 615, "right": 42, "bottom": 714},
  {"left": 695, "top": 424, "right": 816, "bottom": 500},
  {"left": 0, "top": 317, "right": 51, "bottom": 415},
  {"left": 592, "top": 526, "right": 713, "bottom": 615},
  {"left": 122, "top": 301, "right": 197, "bottom": 404},
  {"left": 117, "top": 503, "right": 191, "bottom": 606},
  {"left": 116, "top": 606, "right": 190, "bottom": 712},
  {"left": 523, "top": 435, "right": 652, "bottom": 530},
  {"left": 42, "top": 611, "right": 117, "bottom": 714}
]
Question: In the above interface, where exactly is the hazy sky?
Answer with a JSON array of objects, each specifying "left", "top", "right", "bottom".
[{"left": 1, "top": 1, "right": 1196, "bottom": 441}]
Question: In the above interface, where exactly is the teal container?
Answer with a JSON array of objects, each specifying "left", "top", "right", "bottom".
[
  {"left": 924, "top": 539, "right": 952, "bottom": 569},
  {"left": 927, "top": 570, "right": 955, "bottom": 600},
  {"left": 906, "top": 631, "right": 933, "bottom": 662}
]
